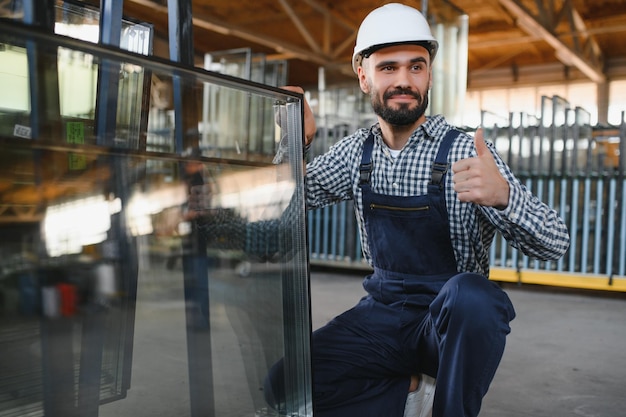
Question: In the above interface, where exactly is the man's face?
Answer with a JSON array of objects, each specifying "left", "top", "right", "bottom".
[{"left": 358, "top": 45, "right": 432, "bottom": 127}]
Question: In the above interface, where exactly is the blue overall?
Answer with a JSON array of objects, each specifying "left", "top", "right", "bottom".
[{"left": 265, "top": 129, "right": 516, "bottom": 417}]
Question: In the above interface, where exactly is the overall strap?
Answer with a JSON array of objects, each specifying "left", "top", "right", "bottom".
[
  {"left": 429, "top": 129, "right": 461, "bottom": 192},
  {"left": 359, "top": 132, "right": 375, "bottom": 188},
  {"left": 359, "top": 128, "right": 461, "bottom": 190}
]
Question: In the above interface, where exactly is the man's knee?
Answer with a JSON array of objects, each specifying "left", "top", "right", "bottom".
[{"left": 432, "top": 273, "right": 516, "bottom": 331}]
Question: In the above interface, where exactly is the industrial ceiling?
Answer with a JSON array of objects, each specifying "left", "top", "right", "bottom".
[{"left": 121, "top": 0, "right": 626, "bottom": 89}]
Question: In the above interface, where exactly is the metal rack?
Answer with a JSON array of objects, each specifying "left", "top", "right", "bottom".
[{"left": 308, "top": 96, "right": 626, "bottom": 292}]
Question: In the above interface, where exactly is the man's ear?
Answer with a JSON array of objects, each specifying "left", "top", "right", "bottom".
[
  {"left": 357, "top": 66, "right": 370, "bottom": 94},
  {"left": 428, "top": 69, "right": 433, "bottom": 90}
]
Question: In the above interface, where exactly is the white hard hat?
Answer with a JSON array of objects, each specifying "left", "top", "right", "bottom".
[{"left": 352, "top": 3, "right": 438, "bottom": 73}]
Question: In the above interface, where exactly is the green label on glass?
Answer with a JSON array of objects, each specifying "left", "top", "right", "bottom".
[
  {"left": 66, "top": 122, "right": 85, "bottom": 144},
  {"left": 67, "top": 122, "right": 86, "bottom": 170}
]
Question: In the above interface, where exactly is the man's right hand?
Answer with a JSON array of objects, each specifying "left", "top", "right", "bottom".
[{"left": 280, "top": 86, "right": 317, "bottom": 146}]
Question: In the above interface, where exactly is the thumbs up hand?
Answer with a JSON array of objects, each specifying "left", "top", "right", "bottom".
[{"left": 451, "top": 128, "right": 510, "bottom": 209}]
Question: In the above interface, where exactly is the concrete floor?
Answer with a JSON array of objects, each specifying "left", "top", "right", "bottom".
[
  {"left": 310, "top": 269, "right": 626, "bottom": 417},
  {"left": 5, "top": 263, "right": 623, "bottom": 417},
  {"left": 97, "top": 265, "right": 626, "bottom": 417}
]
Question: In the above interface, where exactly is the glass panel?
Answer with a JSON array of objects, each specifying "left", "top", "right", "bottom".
[
  {"left": 0, "top": 0, "right": 152, "bottom": 146},
  {"left": 54, "top": 1, "right": 152, "bottom": 55},
  {"left": 0, "top": 20, "right": 311, "bottom": 417},
  {"left": 202, "top": 49, "right": 288, "bottom": 157}
]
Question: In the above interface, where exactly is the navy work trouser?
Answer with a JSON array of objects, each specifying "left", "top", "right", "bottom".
[{"left": 265, "top": 272, "right": 515, "bottom": 417}]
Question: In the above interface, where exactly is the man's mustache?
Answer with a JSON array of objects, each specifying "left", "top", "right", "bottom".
[{"left": 383, "top": 88, "right": 422, "bottom": 101}]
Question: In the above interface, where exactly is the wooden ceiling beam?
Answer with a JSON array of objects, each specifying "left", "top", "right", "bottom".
[
  {"left": 127, "top": 0, "right": 354, "bottom": 76},
  {"left": 300, "top": 0, "right": 356, "bottom": 32},
  {"left": 498, "top": 0, "right": 605, "bottom": 83},
  {"left": 277, "top": 0, "right": 322, "bottom": 54},
  {"left": 471, "top": 22, "right": 626, "bottom": 49},
  {"left": 275, "top": 0, "right": 357, "bottom": 64}
]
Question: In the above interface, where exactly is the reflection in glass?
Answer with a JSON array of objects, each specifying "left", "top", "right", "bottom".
[{"left": 0, "top": 19, "right": 311, "bottom": 417}]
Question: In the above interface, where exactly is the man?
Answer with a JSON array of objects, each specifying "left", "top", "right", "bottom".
[{"left": 271, "top": 3, "right": 570, "bottom": 417}]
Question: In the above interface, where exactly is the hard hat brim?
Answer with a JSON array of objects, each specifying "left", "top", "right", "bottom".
[{"left": 352, "top": 40, "right": 438, "bottom": 73}]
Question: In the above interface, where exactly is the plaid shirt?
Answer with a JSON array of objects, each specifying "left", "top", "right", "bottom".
[{"left": 305, "top": 115, "right": 570, "bottom": 276}]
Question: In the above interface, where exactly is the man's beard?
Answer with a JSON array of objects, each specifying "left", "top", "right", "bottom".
[{"left": 370, "top": 87, "right": 429, "bottom": 126}]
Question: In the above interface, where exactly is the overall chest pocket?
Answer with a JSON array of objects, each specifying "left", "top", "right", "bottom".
[{"left": 368, "top": 202, "right": 431, "bottom": 218}]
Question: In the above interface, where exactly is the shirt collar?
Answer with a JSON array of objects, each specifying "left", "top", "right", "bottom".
[
  {"left": 419, "top": 115, "right": 447, "bottom": 140},
  {"left": 370, "top": 114, "right": 446, "bottom": 140}
]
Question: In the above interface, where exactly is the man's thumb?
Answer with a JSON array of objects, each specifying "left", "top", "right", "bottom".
[{"left": 474, "top": 128, "right": 489, "bottom": 157}]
